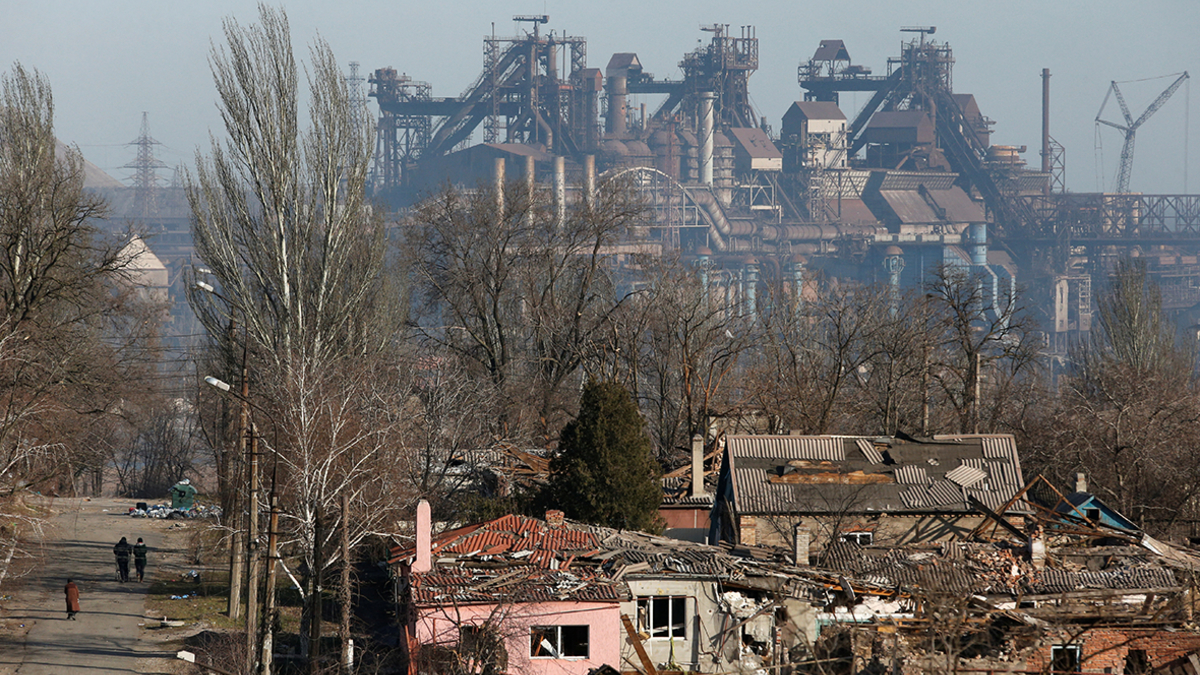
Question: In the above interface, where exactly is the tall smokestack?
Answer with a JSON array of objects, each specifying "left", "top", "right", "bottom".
[
  {"left": 494, "top": 157, "right": 506, "bottom": 218},
  {"left": 700, "top": 91, "right": 715, "bottom": 185},
  {"left": 606, "top": 75, "right": 628, "bottom": 137},
  {"left": 414, "top": 499, "right": 431, "bottom": 573},
  {"left": 1041, "top": 68, "right": 1051, "bottom": 195},
  {"left": 584, "top": 155, "right": 596, "bottom": 208}
]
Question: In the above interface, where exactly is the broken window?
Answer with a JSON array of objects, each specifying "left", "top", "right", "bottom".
[
  {"left": 1051, "top": 644, "right": 1081, "bottom": 673},
  {"left": 839, "top": 532, "right": 873, "bottom": 546},
  {"left": 1125, "top": 649, "right": 1149, "bottom": 675},
  {"left": 530, "top": 625, "right": 589, "bottom": 659},
  {"left": 637, "top": 596, "right": 688, "bottom": 639},
  {"left": 459, "top": 625, "right": 508, "bottom": 675}
]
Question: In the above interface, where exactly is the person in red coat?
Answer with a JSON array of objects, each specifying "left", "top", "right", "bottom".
[{"left": 64, "top": 579, "right": 80, "bottom": 620}]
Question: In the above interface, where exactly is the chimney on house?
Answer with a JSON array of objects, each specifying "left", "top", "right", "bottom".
[
  {"left": 1075, "top": 472, "right": 1089, "bottom": 494},
  {"left": 691, "top": 434, "right": 706, "bottom": 499},
  {"left": 545, "top": 509, "right": 565, "bottom": 528},
  {"left": 414, "top": 499, "right": 432, "bottom": 574},
  {"left": 793, "top": 525, "right": 810, "bottom": 566},
  {"left": 1029, "top": 526, "right": 1046, "bottom": 570}
]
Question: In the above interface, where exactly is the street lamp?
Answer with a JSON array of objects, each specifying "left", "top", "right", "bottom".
[
  {"left": 205, "top": 374, "right": 282, "bottom": 675},
  {"left": 196, "top": 279, "right": 266, "bottom": 672}
]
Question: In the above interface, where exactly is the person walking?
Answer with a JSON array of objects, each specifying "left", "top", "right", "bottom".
[
  {"left": 133, "top": 537, "right": 148, "bottom": 582},
  {"left": 113, "top": 537, "right": 132, "bottom": 583},
  {"left": 64, "top": 579, "right": 79, "bottom": 620}
]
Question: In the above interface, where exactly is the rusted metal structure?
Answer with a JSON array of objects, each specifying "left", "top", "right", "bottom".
[{"left": 363, "top": 20, "right": 1200, "bottom": 354}]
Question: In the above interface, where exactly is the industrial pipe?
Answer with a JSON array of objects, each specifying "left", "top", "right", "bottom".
[
  {"left": 494, "top": 157, "right": 505, "bottom": 217},
  {"left": 700, "top": 91, "right": 715, "bottom": 185},
  {"left": 744, "top": 258, "right": 759, "bottom": 321},
  {"left": 606, "top": 75, "right": 628, "bottom": 136},
  {"left": 791, "top": 254, "right": 806, "bottom": 310},
  {"left": 554, "top": 156, "right": 566, "bottom": 228},
  {"left": 584, "top": 155, "right": 596, "bottom": 207}
]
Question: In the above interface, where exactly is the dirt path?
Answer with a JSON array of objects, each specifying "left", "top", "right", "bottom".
[{"left": 0, "top": 498, "right": 179, "bottom": 674}]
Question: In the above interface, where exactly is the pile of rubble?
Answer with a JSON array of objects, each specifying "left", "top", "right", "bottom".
[{"left": 128, "top": 503, "right": 222, "bottom": 519}]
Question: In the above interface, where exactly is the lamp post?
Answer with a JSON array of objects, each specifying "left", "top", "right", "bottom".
[
  {"left": 207, "top": 376, "right": 280, "bottom": 675},
  {"left": 196, "top": 282, "right": 250, "bottom": 627}
]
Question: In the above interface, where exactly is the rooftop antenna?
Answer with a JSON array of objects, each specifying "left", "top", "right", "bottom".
[{"left": 1095, "top": 71, "right": 1189, "bottom": 193}]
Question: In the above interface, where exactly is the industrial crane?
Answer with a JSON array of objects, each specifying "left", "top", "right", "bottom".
[{"left": 1095, "top": 71, "right": 1189, "bottom": 193}]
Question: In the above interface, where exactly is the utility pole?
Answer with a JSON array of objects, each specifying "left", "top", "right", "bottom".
[
  {"left": 227, "top": 348, "right": 249, "bottom": 620},
  {"left": 246, "top": 424, "right": 261, "bottom": 669},
  {"left": 308, "top": 505, "right": 323, "bottom": 675},
  {"left": 339, "top": 493, "right": 352, "bottom": 674},
  {"left": 260, "top": 487, "right": 280, "bottom": 675}
]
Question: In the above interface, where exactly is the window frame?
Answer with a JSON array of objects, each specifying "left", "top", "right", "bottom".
[
  {"left": 636, "top": 595, "right": 689, "bottom": 641},
  {"left": 529, "top": 625, "right": 590, "bottom": 660},
  {"left": 840, "top": 531, "right": 873, "bottom": 546},
  {"left": 1050, "top": 644, "right": 1081, "bottom": 673}
]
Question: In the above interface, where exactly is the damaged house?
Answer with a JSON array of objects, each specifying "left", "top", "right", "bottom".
[
  {"left": 389, "top": 502, "right": 851, "bottom": 675},
  {"left": 708, "top": 434, "right": 1030, "bottom": 557},
  {"left": 802, "top": 472, "right": 1200, "bottom": 675}
]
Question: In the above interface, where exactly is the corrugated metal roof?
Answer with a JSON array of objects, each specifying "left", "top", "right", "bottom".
[
  {"left": 724, "top": 434, "right": 1028, "bottom": 516},
  {"left": 728, "top": 436, "right": 845, "bottom": 461},
  {"left": 728, "top": 127, "right": 783, "bottom": 160},
  {"left": 856, "top": 438, "right": 885, "bottom": 464},
  {"left": 928, "top": 480, "right": 965, "bottom": 507},
  {"left": 945, "top": 464, "right": 987, "bottom": 488},
  {"left": 895, "top": 465, "right": 930, "bottom": 485}
]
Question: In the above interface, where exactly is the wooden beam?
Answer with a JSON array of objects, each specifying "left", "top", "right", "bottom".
[
  {"left": 967, "top": 495, "right": 1027, "bottom": 540},
  {"left": 621, "top": 614, "right": 657, "bottom": 675}
]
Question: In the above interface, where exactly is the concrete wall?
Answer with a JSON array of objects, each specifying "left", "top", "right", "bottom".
[
  {"left": 622, "top": 577, "right": 818, "bottom": 674},
  {"left": 622, "top": 578, "right": 717, "bottom": 672},
  {"left": 415, "top": 601, "right": 621, "bottom": 675}
]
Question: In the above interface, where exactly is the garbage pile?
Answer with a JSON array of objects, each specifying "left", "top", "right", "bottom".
[{"left": 128, "top": 503, "right": 222, "bottom": 519}]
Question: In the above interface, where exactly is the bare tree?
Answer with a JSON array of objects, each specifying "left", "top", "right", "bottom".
[
  {"left": 1024, "top": 259, "right": 1200, "bottom": 531},
  {"left": 924, "top": 264, "right": 1040, "bottom": 434},
  {"left": 406, "top": 176, "right": 646, "bottom": 445},
  {"left": 594, "top": 254, "right": 752, "bottom": 460},
  {"left": 184, "top": 6, "right": 402, "bottom": 668},
  {"left": 748, "top": 277, "right": 887, "bottom": 434},
  {"left": 0, "top": 63, "right": 164, "bottom": 591}
]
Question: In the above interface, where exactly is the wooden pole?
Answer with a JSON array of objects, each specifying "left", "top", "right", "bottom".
[
  {"left": 245, "top": 425, "right": 260, "bottom": 670},
  {"left": 339, "top": 492, "right": 352, "bottom": 674},
  {"left": 308, "top": 505, "right": 322, "bottom": 674},
  {"left": 227, "top": 336, "right": 250, "bottom": 621},
  {"left": 260, "top": 489, "right": 279, "bottom": 675}
]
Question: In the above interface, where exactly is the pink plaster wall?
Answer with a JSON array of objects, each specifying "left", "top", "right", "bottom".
[{"left": 415, "top": 601, "right": 621, "bottom": 675}]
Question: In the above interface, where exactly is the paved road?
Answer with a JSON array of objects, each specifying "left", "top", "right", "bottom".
[{"left": 0, "top": 498, "right": 176, "bottom": 674}]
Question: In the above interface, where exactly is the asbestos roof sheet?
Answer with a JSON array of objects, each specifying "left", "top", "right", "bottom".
[
  {"left": 945, "top": 464, "right": 988, "bottom": 488},
  {"left": 856, "top": 438, "right": 885, "bottom": 465},
  {"left": 820, "top": 541, "right": 1181, "bottom": 597},
  {"left": 725, "top": 434, "right": 1029, "bottom": 516}
]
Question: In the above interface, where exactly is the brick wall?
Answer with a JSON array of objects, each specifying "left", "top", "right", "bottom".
[{"left": 1025, "top": 628, "right": 1200, "bottom": 674}]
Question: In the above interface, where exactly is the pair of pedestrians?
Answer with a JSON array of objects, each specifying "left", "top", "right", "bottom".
[
  {"left": 65, "top": 537, "right": 151, "bottom": 620},
  {"left": 112, "top": 537, "right": 149, "bottom": 583}
]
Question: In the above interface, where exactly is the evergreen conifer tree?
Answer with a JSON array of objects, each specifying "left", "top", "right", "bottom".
[{"left": 548, "top": 380, "right": 662, "bottom": 532}]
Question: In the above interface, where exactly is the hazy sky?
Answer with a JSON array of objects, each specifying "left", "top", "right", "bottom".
[{"left": 5, "top": 1, "right": 1199, "bottom": 194}]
